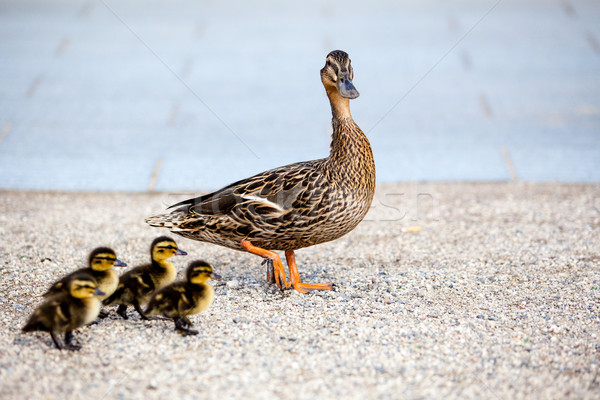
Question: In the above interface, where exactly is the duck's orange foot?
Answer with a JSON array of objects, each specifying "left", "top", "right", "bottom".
[
  {"left": 285, "top": 250, "right": 333, "bottom": 294},
  {"left": 291, "top": 281, "right": 333, "bottom": 294},
  {"left": 241, "top": 240, "right": 289, "bottom": 290},
  {"left": 240, "top": 241, "right": 333, "bottom": 294}
]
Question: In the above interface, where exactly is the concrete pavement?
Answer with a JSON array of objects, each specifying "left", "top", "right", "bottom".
[{"left": 0, "top": 0, "right": 599, "bottom": 191}]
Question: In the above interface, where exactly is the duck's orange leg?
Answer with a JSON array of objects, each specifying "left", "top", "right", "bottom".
[
  {"left": 241, "top": 240, "right": 289, "bottom": 289},
  {"left": 285, "top": 250, "right": 333, "bottom": 294}
]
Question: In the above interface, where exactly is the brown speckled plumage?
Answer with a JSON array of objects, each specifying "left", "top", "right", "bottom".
[{"left": 147, "top": 50, "right": 375, "bottom": 292}]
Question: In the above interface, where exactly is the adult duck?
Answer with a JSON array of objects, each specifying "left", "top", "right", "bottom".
[{"left": 147, "top": 50, "right": 375, "bottom": 293}]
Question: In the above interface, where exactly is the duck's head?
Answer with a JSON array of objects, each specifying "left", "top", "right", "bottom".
[
  {"left": 186, "top": 260, "right": 220, "bottom": 285},
  {"left": 68, "top": 273, "right": 105, "bottom": 299},
  {"left": 89, "top": 247, "right": 127, "bottom": 271},
  {"left": 320, "top": 50, "right": 359, "bottom": 99},
  {"left": 151, "top": 236, "right": 187, "bottom": 262}
]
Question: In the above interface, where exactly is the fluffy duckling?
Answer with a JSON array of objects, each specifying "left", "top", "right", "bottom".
[
  {"left": 23, "top": 273, "right": 104, "bottom": 350},
  {"left": 43, "top": 247, "right": 127, "bottom": 301},
  {"left": 145, "top": 260, "right": 218, "bottom": 336},
  {"left": 103, "top": 236, "right": 187, "bottom": 320}
]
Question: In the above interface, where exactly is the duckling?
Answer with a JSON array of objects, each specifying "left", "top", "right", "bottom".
[
  {"left": 43, "top": 247, "right": 127, "bottom": 301},
  {"left": 146, "top": 50, "right": 375, "bottom": 293},
  {"left": 22, "top": 272, "right": 104, "bottom": 350},
  {"left": 103, "top": 236, "right": 187, "bottom": 320},
  {"left": 145, "top": 260, "right": 218, "bottom": 336}
]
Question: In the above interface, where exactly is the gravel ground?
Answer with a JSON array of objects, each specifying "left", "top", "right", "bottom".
[{"left": 0, "top": 183, "right": 599, "bottom": 399}]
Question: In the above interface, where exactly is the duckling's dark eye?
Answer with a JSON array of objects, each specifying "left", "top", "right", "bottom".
[
  {"left": 95, "top": 257, "right": 115, "bottom": 262},
  {"left": 158, "top": 249, "right": 164, "bottom": 253}
]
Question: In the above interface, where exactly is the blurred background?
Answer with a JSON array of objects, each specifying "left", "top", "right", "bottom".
[{"left": 0, "top": 0, "right": 598, "bottom": 192}]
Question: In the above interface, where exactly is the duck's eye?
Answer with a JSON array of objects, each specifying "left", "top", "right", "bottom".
[
  {"left": 96, "top": 257, "right": 115, "bottom": 262},
  {"left": 158, "top": 249, "right": 164, "bottom": 253}
]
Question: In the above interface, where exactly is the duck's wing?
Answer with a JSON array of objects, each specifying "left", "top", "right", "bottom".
[
  {"left": 23, "top": 295, "right": 71, "bottom": 332},
  {"left": 145, "top": 283, "right": 188, "bottom": 317},
  {"left": 168, "top": 160, "right": 325, "bottom": 220},
  {"left": 103, "top": 266, "right": 155, "bottom": 305}
]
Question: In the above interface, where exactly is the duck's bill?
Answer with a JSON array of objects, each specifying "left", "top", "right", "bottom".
[
  {"left": 176, "top": 249, "right": 188, "bottom": 256},
  {"left": 114, "top": 258, "right": 127, "bottom": 267},
  {"left": 94, "top": 288, "right": 106, "bottom": 296},
  {"left": 211, "top": 272, "right": 222, "bottom": 280},
  {"left": 337, "top": 74, "right": 359, "bottom": 99}
]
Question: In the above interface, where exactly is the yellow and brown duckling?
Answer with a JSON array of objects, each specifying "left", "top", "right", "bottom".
[
  {"left": 146, "top": 50, "right": 375, "bottom": 293},
  {"left": 23, "top": 272, "right": 104, "bottom": 350},
  {"left": 145, "top": 260, "right": 218, "bottom": 336},
  {"left": 103, "top": 236, "right": 187, "bottom": 320},
  {"left": 43, "top": 247, "right": 127, "bottom": 301}
]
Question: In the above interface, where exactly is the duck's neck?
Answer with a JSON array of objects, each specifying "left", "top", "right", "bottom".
[
  {"left": 153, "top": 259, "right": 174, "bottom": 270},
  {"left": 326, "top": 86, "right": 352, "bottom": 120},
  {"left": 325, "top": 89, "right": 374, "bottom": 171},
  {"left": 322, "top": 92, "right": 376, "bottom": 193}
]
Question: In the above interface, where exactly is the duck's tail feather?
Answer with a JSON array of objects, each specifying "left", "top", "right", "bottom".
[
  {"left": 145, "top": 211, "right": 187, "bottom": 229},
  {"left": 22, "top": 319, "right": 44, "bottom": 332}
]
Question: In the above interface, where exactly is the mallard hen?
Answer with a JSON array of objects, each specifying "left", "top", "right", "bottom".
[{"left": 146, "top": 50, "right": 375, "bottom": 293}]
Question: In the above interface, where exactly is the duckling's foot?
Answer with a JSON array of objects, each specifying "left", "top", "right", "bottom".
[
  {"left": 177, "top": 328, "right": 199, "bottom": 336},
  {"left": 133, "top": 301, "right": 150, "bottom": 320},
  {"left": 64, "top": 332, "right": 81, "bottom": 351},
  {"left": 175, "top": 317, "right": 198, "bottom": 336},
  {"left": 65, "top": 343, "right": 82, "bottom": 351},
  {"left": 117, "top": 305, "right": 129, "bottom": 320},
  {"left": 285, "top": 251, "right": 333, "bottom": 294},
  {"left": 241, "top": 240, "right": 289, "bottom": 290}
]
